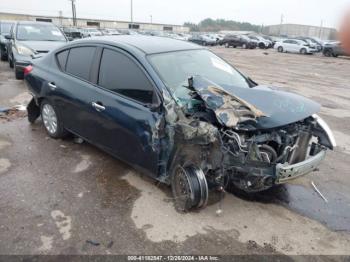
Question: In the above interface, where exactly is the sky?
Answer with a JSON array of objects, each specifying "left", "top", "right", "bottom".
[{"left": 0, "top": 0, "right": 349, "bottom": 29}]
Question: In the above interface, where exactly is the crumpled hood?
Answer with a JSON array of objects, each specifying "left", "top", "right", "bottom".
[
  {"left": 192, "top": 76, "right": 320, "bottom": 130},
  {"left": 18, "top": 40, "right": 67, "bottom": 53}
]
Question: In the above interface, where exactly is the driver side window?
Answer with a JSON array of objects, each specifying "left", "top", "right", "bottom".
[{"left": 98, "top": 49, "right": 156, "bottom": 104}]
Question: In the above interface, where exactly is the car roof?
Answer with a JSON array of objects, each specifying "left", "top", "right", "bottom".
[{"left": 76, "top": 35, "right": 203, "bottom": 54}]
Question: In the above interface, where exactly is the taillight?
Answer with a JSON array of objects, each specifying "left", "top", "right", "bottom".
[{"left": 23, "top": 65, "right": 33, "bottom": 76}]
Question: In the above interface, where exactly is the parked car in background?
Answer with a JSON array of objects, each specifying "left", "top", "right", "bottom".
[
  {"left": 323, "top": 41, "right": 349, "bottom": 57},
  {"left": 24, "top": 35, "right": 335, "bottom": 212},
  {"left": 101, "top": 28, "right": 121, "bottom": 36},
  {"left": 275, "top": 39, "right": 317, "bottom": 54},
  {"left": 188, "top": 35, "right": 216, "bottom": 46},
  {"left": 6, "top": 21, "right": 68, "bottom": 79},
  {"left": 0, "top": 20, "right": 14, "bottom": 60},
  {"left": 295, "top": 37, "right": 322, "bottom": 52},
  {"left": 248, "top": 35, "right": 272, "bottom": 49},
  {"left": 61, "top": 27, "right": 83, "bottom": 40},
  {"left": 221, "top": 34, "right": 257, "bottom": 49},
  {"left": 80, "top": 28, "right": 103, "bottom": 37}
]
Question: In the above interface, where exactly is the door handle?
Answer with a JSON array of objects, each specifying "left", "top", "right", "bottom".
[
  {"left": 48, "top": 82, "right": 57, "bottom": 90},
  {"left": 91, "top": 102, "right": 105, "bottom": 112}
]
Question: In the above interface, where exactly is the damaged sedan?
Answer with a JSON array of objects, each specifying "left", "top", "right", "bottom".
[{"left": 24, "top": 36, "right": 336, "bottom": 212}]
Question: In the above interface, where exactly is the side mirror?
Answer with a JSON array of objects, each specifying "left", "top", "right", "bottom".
[{"left": 5, "top": 34, "right": 12, "bottom": 40}]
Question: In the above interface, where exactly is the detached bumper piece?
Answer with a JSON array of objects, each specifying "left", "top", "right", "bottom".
[{"left": 275, "top": 150, "right": 326, "bottom": 184}]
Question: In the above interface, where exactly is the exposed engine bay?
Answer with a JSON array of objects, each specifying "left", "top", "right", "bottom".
[{"left": 165, "top": 76, "right": 335, "bottom": 211}]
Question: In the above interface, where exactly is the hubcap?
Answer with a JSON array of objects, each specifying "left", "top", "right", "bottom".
[{"left": 42, "top": 104, "right": 58, "bottom": 134}]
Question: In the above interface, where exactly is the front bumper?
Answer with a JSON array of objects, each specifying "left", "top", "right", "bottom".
[{"left": 275, "top": 150, "right": 326, "bottom": 184}]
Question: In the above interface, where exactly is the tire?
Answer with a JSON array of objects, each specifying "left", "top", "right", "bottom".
[
  {"left": 40, "top": 100, "right": 68, "bottom": 139},
  {"left": 332, "top": 53, "right": 339, "bottom": 57},
  {"left": 242, "top": 43, "right": 247, "bottom": 49},
  {"left": 258, "top": 42, "right": 265, "bottom": 49},
  {"left": 0, "top": 48, "right": 7, "bottom": 61},
  {"left": 277, "top": 46, "right": 283, "bottom": 52},
  {"left": 9, "top": 55, "right": 14, "bottom": 68},
  {"left": 225, "top": 43, "right": 229, "bottom": 48},
  {"left": 14, "top": 64, "right": 24, "bottom": 80},
  {"left": 324, "top": 50, "right": 332, "bottom": 57},
  {"left": 300, "top": 48, "right": 307, "bottom": 55},
  {"left": 171, "top": 164, "right": 208, "bottom": 212}
]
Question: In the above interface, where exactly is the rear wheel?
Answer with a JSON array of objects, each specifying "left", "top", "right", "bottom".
[
  {"left": 40, "top": 100, "right": 67, "bottom": 139},
  {"left": 259, "top": 42, "right": 265, "bottom": 49},
  {"left": 277, "top": 46, "right": 283, "bottom": 52},
  {"left": 332, "top": 53, "right": 339, "bottom": 57}
]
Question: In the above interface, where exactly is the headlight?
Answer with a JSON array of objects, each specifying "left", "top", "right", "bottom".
[
  {"left": 15, "top": 44, "right": 35, "bottom": 56},
  {"left": 313, "top": 114, "right": 337, "bottom": 148}
]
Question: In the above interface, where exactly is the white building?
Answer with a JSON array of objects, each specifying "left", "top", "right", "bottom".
[{"left": 0, "top": 12, "right": 190, "bottom": 33}]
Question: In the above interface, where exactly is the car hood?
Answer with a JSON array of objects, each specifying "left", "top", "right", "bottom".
[
  {"left": 191, "top": 76, "right": 320, "bottom": 130},
  {"left": 18, "top": 40, "right": 67, "bottom": 53}
]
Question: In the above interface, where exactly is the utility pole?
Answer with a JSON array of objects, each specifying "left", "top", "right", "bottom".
[
  {"left": 69, "top": 0, "right": 77, "bottom": 27},
  {"left": 130, "top": 0, "right": 133, "bottom": 28},
  {"left": 319, "top": 19, "right": 324, "bottom": 39},
  {"left": 279, "top": 14, "right": 284, "bottom": 36},
  {"left": 58, "top": 10, "right": 63, "bottom": 26}
]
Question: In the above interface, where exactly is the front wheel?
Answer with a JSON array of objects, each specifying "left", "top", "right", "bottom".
[
  {"left": 277, "top": 46, "right": 283, "bottom": 52},
  {"left": 323, "top": 50, "right": 332, "bottom": 57},
  {"left": 171, "top": 164, "right": 208, "bottom": 212},
  {"left": 40, "top": 100, "right": 68, "bottom": 139},
  {"left": 300, "top": 48, "right": 307, "bottom": 55},
  {"left": 0, "top": 48, "right": 7, "bottom": 61}
]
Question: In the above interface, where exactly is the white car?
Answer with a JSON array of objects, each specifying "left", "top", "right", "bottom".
[
  {"left": 248, "top": 35, "right": 272, "bottom": 49},
  {"left": 275, "top": 39, "right": 317, "bottom": 54}
]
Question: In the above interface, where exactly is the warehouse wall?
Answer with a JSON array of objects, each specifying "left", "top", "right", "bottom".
[
  {"left": 263, "top": 24, "right": 337, "bottom": 40},
  {"left": 0, "top": 12, "right": 189, "bottom": 33}
]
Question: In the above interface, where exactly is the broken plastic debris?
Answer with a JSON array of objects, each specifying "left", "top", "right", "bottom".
[
  {"left": 216, "top": 209, "right": 223, "bottom": 216},
  {"left": 86, "top": 240, "right": 100, "bottom": 246},
  {"left": 311, "top": 181, "right": 328, "bottom": 203},
  {"left": 13, "top": 104, "right": 27, "bottom": 111},
  {"left": 74, "top": 137, "right": 84, "bottom": 144}
]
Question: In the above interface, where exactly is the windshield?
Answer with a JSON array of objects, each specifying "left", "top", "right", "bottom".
[
  {"left": 16, "top": 24, "right": 66, "bottom": 41},
  {"left": 1, "top": 22, "right": 13, "bottom": 35},
  {"left": 148, "top": 50, "right": 250, "bottom": 103}
]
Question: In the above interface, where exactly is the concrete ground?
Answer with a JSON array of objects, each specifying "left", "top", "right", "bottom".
[{"left": 0, "top": 47, "right": 350, "bottom": 256}]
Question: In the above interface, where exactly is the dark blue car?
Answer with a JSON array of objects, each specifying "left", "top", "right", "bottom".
[{"left": 24, "top": 36, "right": 335, "bottom": 212}]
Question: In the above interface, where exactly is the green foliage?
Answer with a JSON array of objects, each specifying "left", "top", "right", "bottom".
[{"left": 184, "top": 18, "right": 261, "bottom": 32}]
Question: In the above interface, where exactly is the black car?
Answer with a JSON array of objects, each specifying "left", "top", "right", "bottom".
[
  {"left": 221, "top": 34, "right": 257, "bottom": 49},
  {"left": 61, "top": 27, "right": 83, "bottom": 40},
  {"left": 6, "top": 21, "right": 68, "bottom": 79},
  {"left": 323, "top": 42, "right": 349, "bottom": 57},
  {"left": 0, "top": 20, "right": 14, "bottom": 61},
  {"left": 24, "top": 36, "right": 335, "bottom": 212}
]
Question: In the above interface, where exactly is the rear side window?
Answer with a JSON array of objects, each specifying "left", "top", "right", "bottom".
[
  {"left": 98, "top": 49, "right": 155, "bottom": 104},
  {"left": 56, "top": 50, "right": 69, "bottom": 70},
  {"left": 66, "top": 47, "right": 96, "bottom": 81}
]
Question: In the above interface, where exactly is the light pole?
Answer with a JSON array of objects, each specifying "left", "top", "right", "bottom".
[
  {"left": 130, "top": 0, "right": 133, "bottom": 28},
  {"left": 69, "top": 0, "right": 77, "bottom": 26}
]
